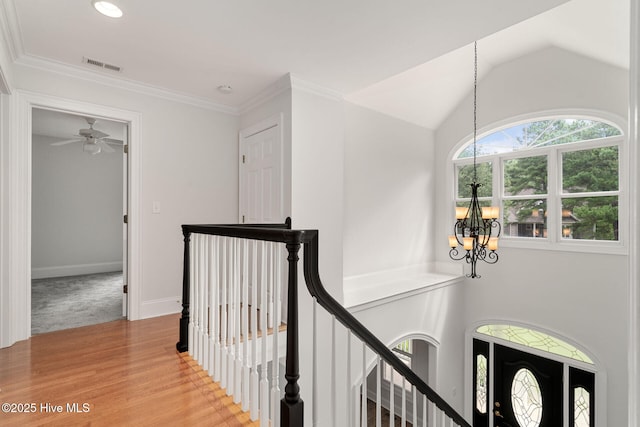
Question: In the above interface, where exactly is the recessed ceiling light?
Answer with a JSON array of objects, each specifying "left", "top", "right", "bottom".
[{"left": 92, "top": 1, "right": 123, "bottom": 18}]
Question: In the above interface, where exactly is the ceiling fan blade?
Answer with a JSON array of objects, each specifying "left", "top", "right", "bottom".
[
  {"left": 97, "top": 141, "right": 115, "bottom": 153},
  {"left": 102, "top": 138, "right": 123, "bottom": 146},
  {"left": 51, "top": 138, "right": 83, "bottom": 146}
]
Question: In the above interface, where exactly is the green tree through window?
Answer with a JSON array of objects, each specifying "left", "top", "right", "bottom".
[{"left": 454, "top": 117, "right": 622, "bottom": 243}]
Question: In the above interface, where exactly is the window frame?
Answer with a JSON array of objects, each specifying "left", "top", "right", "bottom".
[{"left": 452, "top": 116, "right": 627, "bottom": 254}]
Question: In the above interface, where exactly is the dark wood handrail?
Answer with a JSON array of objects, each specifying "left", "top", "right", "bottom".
[
  {"left": 302, "top": 230, "right": 471, "bottom": 427},
  {"left": 176, "top": 219, "right": 471, "bottom": 427}
]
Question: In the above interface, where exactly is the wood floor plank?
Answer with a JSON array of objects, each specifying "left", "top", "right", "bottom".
[{"left": 0, "top": 314, "right": 258, "bottom": 426}]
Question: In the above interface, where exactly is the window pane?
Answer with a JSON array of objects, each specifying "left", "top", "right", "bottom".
[
  {"left": 504, "top": 199, "right": 547, "bottom": 238},
  {"left": 574, "top": 387, "right": 590, "bottom": 427},
  {"left": 562, "top": 146, "right": 618, "bottom": 193},
  {"left": 457, "top": 119, "right": 621, "bottom": 159},
  {"left": 511, "top": 368, "right": 543, "bottom": 427},
  {"left": 457, "top": 162, "right": 492, "bottom": 198},
  {"left": 504, "top": 156, "right": 547, "bottom": 196},
  {"left": 476, "top": 355, "right": 488, "bottom": 414},
  {"left": 562, "top": 196, "right": 618, "bottom": 240},
  {"left": 477, "top": 324, "right": 594, "bottom": 364}
]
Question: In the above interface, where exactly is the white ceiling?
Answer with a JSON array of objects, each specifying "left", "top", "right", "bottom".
[{"left": 2, "top": 0, "right": 630, "bottom": 132}]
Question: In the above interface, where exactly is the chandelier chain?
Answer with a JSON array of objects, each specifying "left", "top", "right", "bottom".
[{"left": 473, "top": 41, "right": 478, "bottom": 182}]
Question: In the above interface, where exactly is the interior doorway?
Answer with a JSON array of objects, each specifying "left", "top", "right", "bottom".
[{"left": 30, "top": 107, "right": 128, "bottom": 334}]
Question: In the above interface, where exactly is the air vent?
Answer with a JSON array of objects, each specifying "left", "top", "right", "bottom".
[{"left": 82, "top": 57, "right": 122, "bottom": 73}]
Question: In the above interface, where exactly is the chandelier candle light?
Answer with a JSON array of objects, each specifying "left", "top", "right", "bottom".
[{"left": 448, "top": 41, "right": 501, "bottom": 278}]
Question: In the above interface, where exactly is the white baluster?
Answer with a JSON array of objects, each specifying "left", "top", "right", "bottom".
[
  {"left": 241, "top": 239, "right": 250, "bottom": 411},
  {"left": 361, "top": 342, "right": 367, "bottom": 427},
  {"left": 234, "top": 238, "right": 242, "bottom": 403},
  {"left": 402, "top": 377, "right": 407, "bottom": 427},
  {"left": 346, "top": 330, "right": 352, "bottom": 427},
  {"left": 227, "top": 238, "right": 236, "bottom": 397},
  {"left": 201, "top": 234, "right": 209, "bottom": 372},
  {"left": 213, "top": 236, "right": 221, "bottom": 382},
  {"left": 312, "top": 298, "right": 318, "bottom": 426},
  {"left": 429, "top": 401, "right": 437, "bottom": 427},
  {"left": 207, "top": 235, "right": 215, "bottom": 377},
  {"left": 260, "top": 241, "right": 269, "bottom": 425},
  {"left": 220, "top": 237, "right": 228, "bottom": 390},
  {"left": 376, "top": 356, "right": 381, "bottom": 427},
  {"left": 331, "top": 316, "right": 337, "bottom": 427},
  {"left": 194, "top": 234, "right": 201, "bottom": 363},
  {"left": 250, "top": 240, "right": 259, "bottom": 421},
  {"left": 198, "top": 234, "right": 205, "bottom": 364},
  {"left": 422, "top": 394, "right": 427, "bottom": 427},
  {"left": 271, "top": 242, "right": 281, "bottom": 427},
  {"left": 267, "top": 242, "right": 274, "bottom": 330},
  {"left": 197, "top": 234, "right": 206, "bottom": 365},
  {"left": 389, "top": 368, "right": 395, "bottom": 427},
  {"left": 411, "top": 385, "right": 418, "bottom": 426},
  {"left": 188, "top": 234, "right": 195, "bottom": 356}
]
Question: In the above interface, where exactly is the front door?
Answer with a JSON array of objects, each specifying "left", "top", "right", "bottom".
[{"left": 493, "top": 344, "right": 563, "bottom": 427}]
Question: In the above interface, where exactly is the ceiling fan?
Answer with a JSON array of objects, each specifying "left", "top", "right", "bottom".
[{"left": 50, "top": 117, "right": 123, "bottom": 155}]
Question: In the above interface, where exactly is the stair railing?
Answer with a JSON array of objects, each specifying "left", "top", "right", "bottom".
[{"left": 176, "top": 219, "right": 471, "bottom": 427}]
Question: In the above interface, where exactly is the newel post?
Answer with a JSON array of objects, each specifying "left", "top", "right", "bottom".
[
  {"left": 281, "top": 241, "right": 304, "bottom": 426},
  {"left": 176, "top": 227, "right": 191, "bottom": 353}
]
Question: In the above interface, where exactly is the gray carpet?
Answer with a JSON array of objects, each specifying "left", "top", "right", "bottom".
[{"left": 31, "top": 271, "right": 125, "bottom": 335}]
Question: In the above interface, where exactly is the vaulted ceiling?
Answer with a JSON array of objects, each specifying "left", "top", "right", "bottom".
[{"left": 0, "top": 0, "right": 629, "bottom": 130}]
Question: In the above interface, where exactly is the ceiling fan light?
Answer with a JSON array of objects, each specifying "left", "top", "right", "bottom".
[
  {"left": 83, "top": 142, "right": 101, "bottom": 155},
  {"left": 92, "top": 1, "right": 123, "bottom": 18}
]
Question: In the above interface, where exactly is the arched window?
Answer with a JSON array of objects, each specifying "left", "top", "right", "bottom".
[{"left": 454, "top": 117, "right": 624, "bottom": 249}]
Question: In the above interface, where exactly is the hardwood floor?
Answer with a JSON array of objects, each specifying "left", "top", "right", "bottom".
[{"left": 0, "top": 314, "right": 258, "bottom": 426}]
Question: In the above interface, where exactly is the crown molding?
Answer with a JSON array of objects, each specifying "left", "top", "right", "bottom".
[
  {"left": 289, "top": 73, "right": 344, "bottom": 102},
  {"left": 0, "top": 0, "right": 24, "bottom": 61},
  {"left": 237, "top": 73, "right": 293, "bottom": 114},
  {"left": 238, "top": 72, "right": 344, "bottom": 115},
  {"left": 14, "top": 53, "right": 239, "bottom": 114}
]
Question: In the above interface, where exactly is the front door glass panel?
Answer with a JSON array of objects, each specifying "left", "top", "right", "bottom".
[{"left": 511, "top": 368, "right": 543, "bottom": 427}]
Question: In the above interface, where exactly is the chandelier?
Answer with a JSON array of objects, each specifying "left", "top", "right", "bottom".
[{"left": 448, "top": 41, "right": 501, "bottom": 278}]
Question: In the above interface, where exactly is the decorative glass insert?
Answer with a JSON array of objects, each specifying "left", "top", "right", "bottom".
[
  {"left": 476, "top": 354, "right": 488, "bottom": 414},
  {"left": 574, "top": 387, "right": 590, "bottom": 427},
  {"left": 476, "top": 325, "right": 593, "bottom": 364},
  {"left": 457, "top": 119, "right": 621, "bottom": 159},
  {"left": 511, "top": 368, "right": 543, "bottom": 427}
]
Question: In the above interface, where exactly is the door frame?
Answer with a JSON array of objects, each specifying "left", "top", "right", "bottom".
[
  {"left": 5, "top": 90, "right": 142, "bottom": 345},
  {"left": 465, "top": 322, "right": 605, "bottom": 427}
]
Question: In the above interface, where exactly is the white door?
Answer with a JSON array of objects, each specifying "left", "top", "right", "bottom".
[{"left": 239, "top": 116, "right": 283, "bottom": 224}]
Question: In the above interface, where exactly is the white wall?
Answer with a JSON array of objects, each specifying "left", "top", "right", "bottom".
[
  {"left": 343, "top": 103, "right": 435, "bottom": 278},
  {"left": 351, "top": 282, "right": 467, "bottom": 411},
  {"left": 435, "top": 47, "right": 630, "bottom": 426},
  {"left": 31, "top": 134, "right": 123, "bottom": 278},
  {"left": 239, "top": 79, "right": 293, "bottom": 223},
  {"left": 1, "top": 61, "right": 239, "bottom": 346}
]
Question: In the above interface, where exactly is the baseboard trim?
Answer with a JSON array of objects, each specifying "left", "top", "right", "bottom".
[
  {"left": 139, "top": 296, "right": 182, "bottom": 319},
  {"left": 31, "top": 261, "right": 123, "bottom": 279}
]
